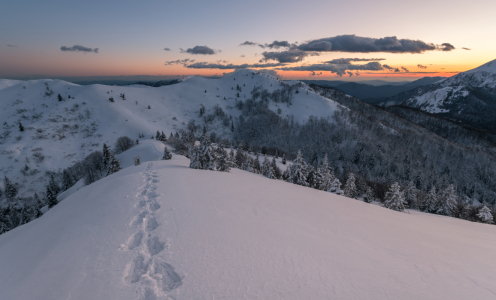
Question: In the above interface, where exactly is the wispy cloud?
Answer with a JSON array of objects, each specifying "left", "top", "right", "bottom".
[
  {"left": 60, "top": 44, "right": 99, "bottom": 53},
  {"left": 417, "top": 64, "right": 427, "bottom": 69},
  {"left": 7, "top": 44, "right": 18, "bottom": 47},
  {"left": 163, "top": 47, "right": 171, "bottom": 51},
  {"left": 186, "top": 62, "right": 286, "bottom": 69},
  {"left": 277, "top": 61, "right": 383, "bottom": 76}
]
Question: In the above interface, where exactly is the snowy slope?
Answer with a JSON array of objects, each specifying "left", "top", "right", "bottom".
[
  {"left": 1, "top": 155, "right": 496, "bottom": 300},
  {"left": 0, "top": 70, "right": 340, "bottom": 198},
  {"left": 404, "top": 59, "right": 496, "bottom": 111}
]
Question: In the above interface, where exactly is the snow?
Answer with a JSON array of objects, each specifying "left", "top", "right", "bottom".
[
  {"left": 1, "top": 155, "right": 496, "bottom": 299},
  {"left": 464, "top": 59, "right": 496, "bottom": 74},
  {"left": 0, "top": 69, "right": 340, "bottom": 198}
]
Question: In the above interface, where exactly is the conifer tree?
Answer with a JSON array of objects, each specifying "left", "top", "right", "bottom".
[
  {"left": 57, "top": 94, "right": 63, "bottom": 101},
  {"left": 287, "top": 150, "right": 308, "bottom": 186},
  {"left": 271, "top": 157, "right": 280, "bottom": 179},
  {"left": 228, "top": 148, "right": 235, "bottom": 168},
  {"left": 19, "top": 122, "right": 24, "bottom": 132},
  {"left": 477, "top": 205, "right": 494, "bottom": 224},
  {"left": 384, "top": 182, "right": 406, "bottom": 212},
  {"left": 189, "top": 146, "right": 201, "bottom": 169},
  {"left": 107, "top": 154, "right": 121, "bottom": 175},
  {"left": 162, "top": 147, "right": 172, "bottom": 160},
  {"left": 4, "top": 176, "right": 18, "bottom": 200},
  {"left": 48, "top": 174, "right": 60, "bottom": 196},
  {"left": 253, "top": 155, "right": 261, "bottom": 174},
  {"left": 45, "top": 185, "right": 57, "bottom": 209},
  {"left": 134, "top": 156, "right": 140, "bottom": 166},
  {"left": 216, "top": 148, "right": 230, "bottom": 172},
  {"left": 235, "top": 149, "right": 245, "bottom": 168},
  {"left": 156, "top": 130, "right": 161, "bottom": 140},
  {"left": 364, "top": 187, "right": 374, "bottom": 203},
  {"left": 197, "top": 133, "right": 215, "bottom": 170},
  {"left": 261, "top": 155, "right": 271, "bottom": 176},
  {"left": 282, "top": 153, "right": 287, "bottom": 165},
  {"left": 319, "top": 154, "right": 332, "bottom": 191},
  {"left": 437, "top": 184, "right": 458, "bottom": 216},
  {"left": 329, "top": 178, "right": 342, "bottom": 194},
  {"left": 404, "top": 181, "right": 418, "bottom": 208},
  {"left": 425, "top": 186, "right": 439, "bottom": 213},
  {"left": 62, "top": 170, "right": 73, "bottom": 191},
  {"left": 102, "top": 143, "right": 111, "bottom": 169},
  {"left": 343, "top": 173, "right": 357, "bottom": 198},
  {"left": 161, "top": 131, "right": 167, "bottom": 142}
]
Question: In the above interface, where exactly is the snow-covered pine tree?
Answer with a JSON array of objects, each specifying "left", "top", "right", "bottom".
[
  {"left": 329, "top": 178, "right": 342, "bottom": 194},
  {"left": 437, "top": 184, "right": 458, "bottom": 216},
  {"left": 271, "top": 157, "right": 280, "bottom": 179},
  {"left": 134, "top": 156, "right": 140, "bottom": 166},
  {"left": 4, "top": 176, "right": 18, "bottom": 200},
  {"left": 477, "top": 205, "right": 494, "bottom": 224},
  {"left": 216, "top": 148, "right": 230, "bottom": 172},
  {"left": 107, "top": 154, "right": 121, "bottom": 175},
  {"left": 261, "top": 155, "right": 271, "bottom": 177},
  {"left": 235, "top": 149, "right": 245, "bottom": 168},
  {"left": 425, "top": 186, "right": 439, "bottom": 213},
  {"left": 319, "top": 154, "right": 333, "bottom": 191},
  {"left": 62, "top": 170, "right": 73, "bottom": 191},
  {"left": 253, "top": 155, "right": 261, "bottom": 174},
  {"left": 228, "top": 148, "right": 235, "bottom": 168},
  {"left": 189, "top": 146, "right": 201, "bottom": 169},
  {"left": 48, "top": 174, "right": 60, "bottom": 196},
  {"left": 45, "top": 185, "right": 57, "bottom": 209},
  {"left": 287, "top": 150, "right": 308, "bottom": 186},
  {"left": 162, "top": 147, "right": 172, "bottom": 160},
  {"left": 364, "top": 187, "right": 374, "bottom": 203},
  {"left": 161, "top": 131, "right": 167, "bottom": 142},
  {"left": 384, "top": 182, "right": 406, "bottom": 212},
  {"left": 102, "top": 143, "right": 111, "bottom": 169},
  {"left": 282, "top": 154, "right": 287, "bottom": 165},
  {"left": 343, "top": 173, "right": 357, "bottom": 199},
  {"left": 403, "top": 181, "right": 418, "bottom": 208},
  {"left": 156, "top": 130, "right": 161, "bottom": 140},
  {"left": 198, "top": 133, "right": 215, "bottom": 170}
]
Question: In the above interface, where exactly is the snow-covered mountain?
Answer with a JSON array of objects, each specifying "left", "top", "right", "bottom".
[
  {"left": 379, "top": 59, "right": 496, "bottom": 131},
  {"left": 1, "top": 152, "right": 495, "bottom": 300},
  {"left": 0, "top": 70, "right": 340, "bottom": 199}
]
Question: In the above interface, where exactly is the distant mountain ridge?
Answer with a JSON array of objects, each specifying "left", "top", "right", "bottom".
[
  {"left": 379, "top": 59, "right": 496, "bottom": 132},
  {"left": 304, "top": 77, "right": 445, "bottom": 104}
]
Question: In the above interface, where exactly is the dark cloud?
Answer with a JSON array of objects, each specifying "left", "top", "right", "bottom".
[
  {"left": 260, "top": 40, "right": 292, "bottom": 49},
  {"left": 7, "top": 44, "right": 18, "bottom": 47},
  {"left": 309, "top": 71, "right": 323, "bottom": 76},
  {"left": 181, "top": 45, "right": 217, "bottom": 55},
  {"left": 60, "top": 44, "right": 99, "bottom": 53},
  {"left": 401, "top": 66, "right": 409, "bottom": 72},
  {"left": 163, "top": 47, "right": 171, "bottom": 51},
  {"left": 297, "top": 35, "right": 454, "bottom": 53},
  {"left": 462, "top": 47, "right": 471, "bottom": 50},
  {"left": 440, "top": 43, "right": 455, "bottom": 51},
  {"left": 325, "top": 58, "right": 386, "bottom": 64},
  {"left": 417, "top": 64, "right": 427, "bottom": 69},
  {"left": 261, "top": 49, "right": 317, "bottom": 63},
  {"left": 165, "top": 59, "right": 195, "bottom": 66},
  {"left": 277, "top": 61, "right": 383, "bottom": 76},
  {"left": 382, "top": 64, "right": 395, "bottom": 70},
  {"left": 239, "top": 41, "right": 258, "bottom": 46},
  {"left": 394, "top": 68, "right": 401, "bottom": 72},
  {"left": 185, "top": 62, "right": 286, "bottom": 69}
]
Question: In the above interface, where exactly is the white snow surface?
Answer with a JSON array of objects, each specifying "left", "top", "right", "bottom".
[
  {"left": 0, "top": 69, "right": 340, "bottom": 198},
  {"left": 464, "top": 59, "right": 496, "bottom": 74},
  {"left": 1, "top": 155, "right": 496, "bottom": 300}
]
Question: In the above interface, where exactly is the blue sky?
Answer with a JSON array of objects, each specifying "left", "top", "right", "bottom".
[{"left": 1, "top": 0, "right": 495, "bottom": 80}]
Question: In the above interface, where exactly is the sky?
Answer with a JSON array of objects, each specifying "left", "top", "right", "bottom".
[{"left": 1, "top": 0, "right": 495, "bottom": 81}]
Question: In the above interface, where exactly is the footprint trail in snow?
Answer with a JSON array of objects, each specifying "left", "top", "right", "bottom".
[{"left": 123, "top": 162, "right": 182, "bottom": 300}]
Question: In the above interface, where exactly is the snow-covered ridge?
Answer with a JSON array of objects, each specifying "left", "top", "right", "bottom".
[
  {"left": 0, "top": 69, "right": 340, "bottom": 198},
  {"left": 1, "top": 155, "right": 495, "bottom": 299}
]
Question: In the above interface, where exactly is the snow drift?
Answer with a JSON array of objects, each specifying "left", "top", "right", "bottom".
[{"left": 1, "top": 154, "right": 495, "bottom": 300}]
